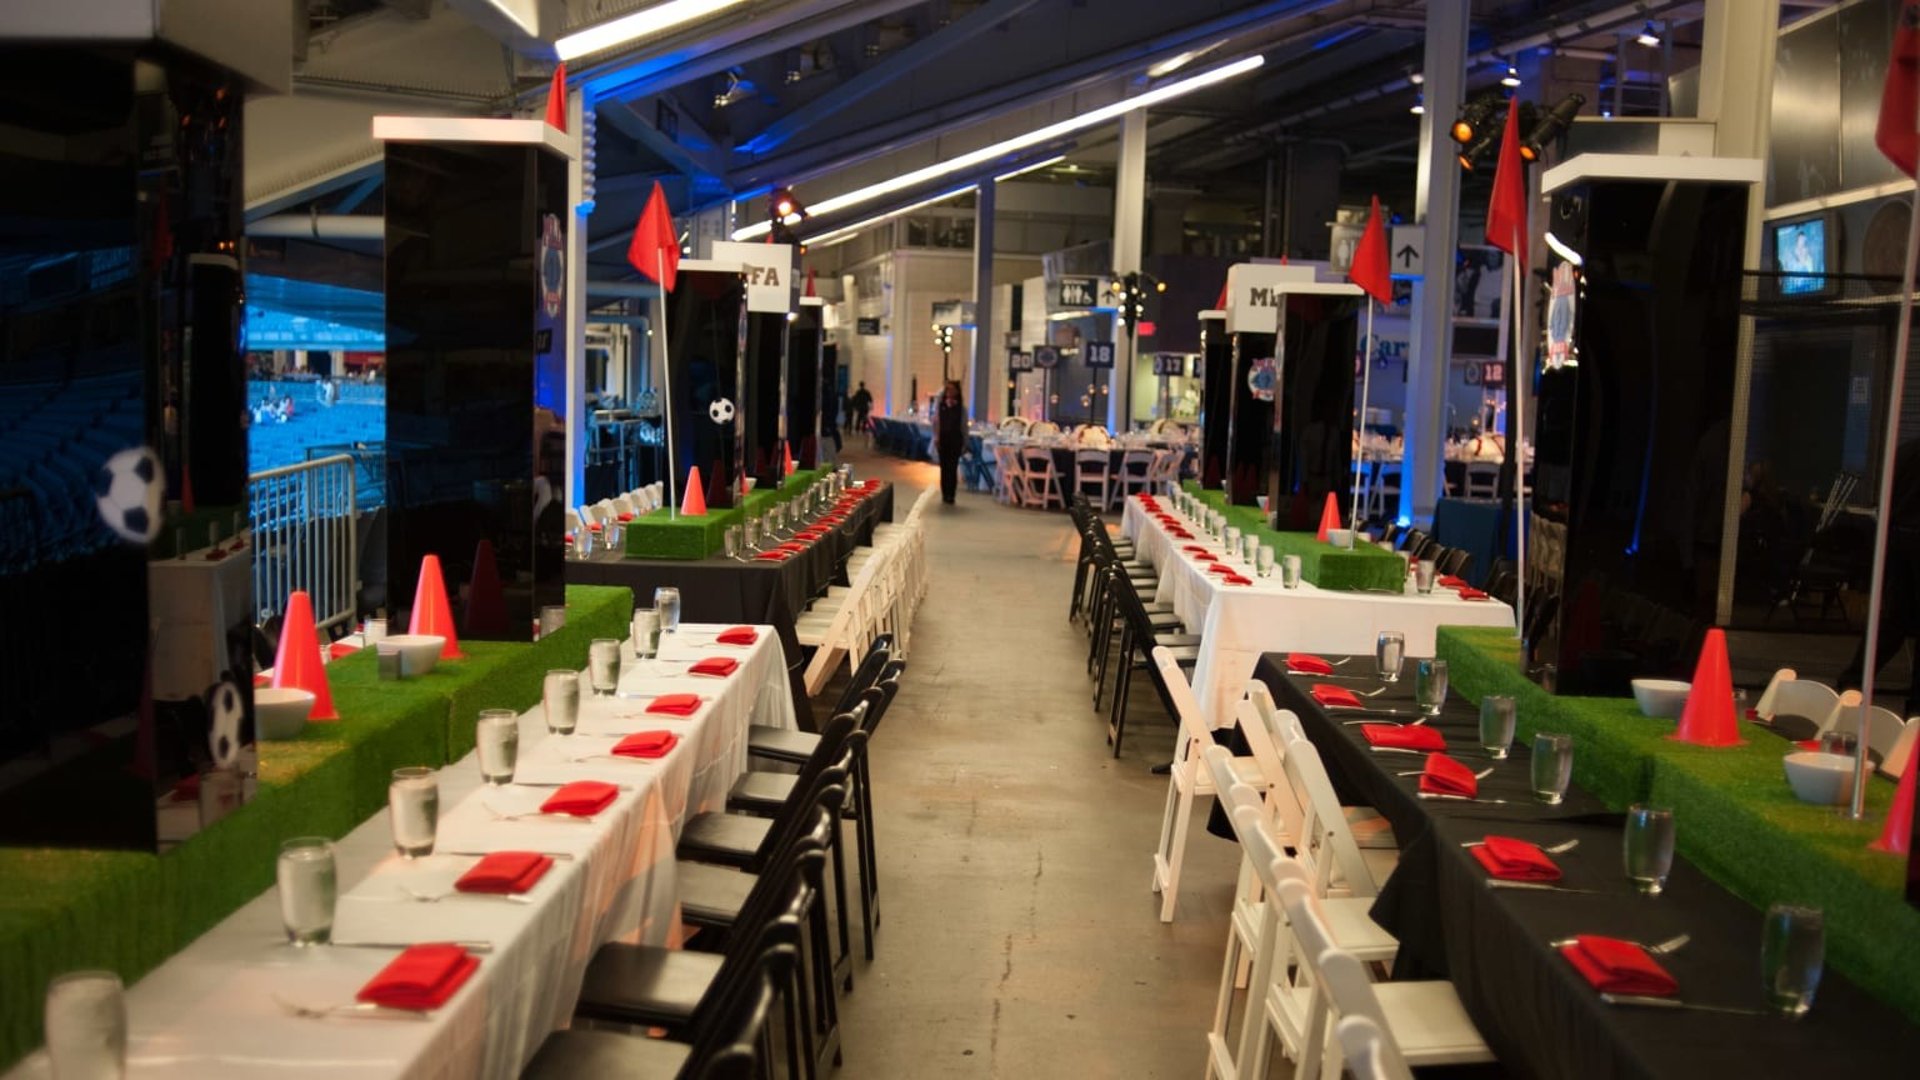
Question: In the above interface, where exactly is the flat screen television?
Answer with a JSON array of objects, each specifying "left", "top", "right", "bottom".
[{"left": 1772, "top": 213, "right": 1837, "bottom": 296}]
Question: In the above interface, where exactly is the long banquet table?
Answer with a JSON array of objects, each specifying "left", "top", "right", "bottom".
[
  {"left": 1255, "top": 654, "right": 1920, "bottom": 1079},
  {"left": 4, "top": 625, "right": 794, "bottom": 1080},
  {"left": 1122, "top": 496, "right": 1515, "bottom": 726}
]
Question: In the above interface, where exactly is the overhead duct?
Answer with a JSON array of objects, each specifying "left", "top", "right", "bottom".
[{"left": 248, "top": 213, "right": 385, "bottom": 241}]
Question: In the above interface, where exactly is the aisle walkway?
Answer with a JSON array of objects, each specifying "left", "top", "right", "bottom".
[{"left": 832, "top": 449, "right": 1241, "bottom": 1078}]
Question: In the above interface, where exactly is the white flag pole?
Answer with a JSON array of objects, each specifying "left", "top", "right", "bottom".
[
  {"left": 658, "top": 249, "right": 678, "bottom": 519},
  {"left": 1511, "top": 249, "right": 1527, "bottom": 640},
  {"left": 1849, "top": 142, "right": 1920, "bottom": 821},
  {"left": 1353, "top": 301, "right": 1376, "bottom": 528}
]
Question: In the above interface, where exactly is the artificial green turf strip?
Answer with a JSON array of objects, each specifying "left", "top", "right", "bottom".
[
  {"left": 625, "top": 504, "right": 744, "bottom": 559},
  {"left": 1177, "top": 482, "right": 1403, "bottom": 592},
  {"left": 1438, "top": 625, "right": 1920, "bottom": 1023},
  {"left": 0, "top": 585, "right": 633, "bottom": 1069}
]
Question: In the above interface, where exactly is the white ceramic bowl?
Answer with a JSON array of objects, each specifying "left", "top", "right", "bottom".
[
  {"left": 1631, "top": 678, "right": 1691, "bottom": 720},
  {"left": 254, "top": 687, "right": 315, "bottom": 740},
  {"left": 1784, "top": 751, "right": 1856, "bottom": 805},
  {"left": 384, "top": 634, "right": 446, "bottom": 677},
  {"left": 1326, "top": 528, "right": 1354, "bottom": 550}
]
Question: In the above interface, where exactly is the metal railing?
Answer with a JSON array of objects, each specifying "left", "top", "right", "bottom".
[{"left": 249, "top": 454, "right": 358, "bottom": 632}]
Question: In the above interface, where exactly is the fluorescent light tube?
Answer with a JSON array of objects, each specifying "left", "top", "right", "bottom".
[{"left": 557, "top": 0, "right": 752, "bottom": 62}]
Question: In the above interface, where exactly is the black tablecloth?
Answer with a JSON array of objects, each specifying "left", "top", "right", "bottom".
[
  {"left": 1254, "top": 654, "right": 1920, "bottom": 1080},
  {"left": 566, "top": 485, "right": 894, "bottom": 715}
]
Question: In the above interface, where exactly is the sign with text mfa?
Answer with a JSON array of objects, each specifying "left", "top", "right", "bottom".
[{"left": 710, "top": 240, "right": 797, "bottom": 314}]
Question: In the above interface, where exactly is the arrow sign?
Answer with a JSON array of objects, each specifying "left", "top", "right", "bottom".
[
  {"left": 1396, "top": 245, "right": 1418, "bottom": 267},
  {"left": 1389, "top": 225, "right": 1425, "bottom": 277}
]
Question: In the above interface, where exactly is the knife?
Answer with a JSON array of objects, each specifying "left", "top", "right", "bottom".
[
  {"left": 330, "top": 940, "right": 495, "bottom": 954},
  {"left": 438, "top": 850, "right": 576, "bottom": 861},
  {"left": 1487, "top": 879, "right": 1602, "bottom": 893},
  {"left": 1600, "top": 993, "right": 1770, "bottom": 1017}
]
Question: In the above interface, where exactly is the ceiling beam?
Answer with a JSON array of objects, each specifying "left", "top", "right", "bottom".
[{"left": 599, "top": 97, "right": 733, "bottom": 191}]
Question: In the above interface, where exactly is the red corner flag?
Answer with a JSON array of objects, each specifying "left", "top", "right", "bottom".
[
  {"left": 543, "top": 63, "right": 568, "bottom": 133},
  {"left": 1348, "top": 195, "right": 1391, "bottom": 304},
  {"left": 1878, "top": 0, "right": 1920, "bottom": 176},
  {"left": 629, "top": 181, "right": 679, "bottom": 293},
  {"left": 1485, "top": 97, "right": 1527, "bottom": 255}
]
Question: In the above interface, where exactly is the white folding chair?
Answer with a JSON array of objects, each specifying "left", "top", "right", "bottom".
[
  {"left": 1116, "top": 448, "right": 1155, "bottom": 508},
  {"left": 1150, "top": 648, "right": 1270, "bottom": 923},
  {"left": 797, "top": 550, "right": 885, "bottom": 696},
  {"left": 1245, "top": 683, "right": 1396, "bottom": 852},
  {"left": 995, "top": 442, "right": 1027, "bottom": 506},
  {"left": 1464, "top": 461, "right": 1499, "bottom": 499},
  {"left": 1278, "top": 731, "right": 1397, "bottom": 901},
  {"left": 1819, "top": 692, "right": 1907, "bottom": 761},
  {"left": 1887, "top": 719, "right": 1919, "bottom": 779},
  {"left": 1762, "top": 675, "right": 1841, "bottom": 730},
  {"left": 1073, "top": 448, "right": 1113, "bottom": 510},
  {"left": 1020, "top": 446, "right": 1065, "bottom": 509},
  {"left": 1335, "top": 1015, "right": 1413, "bottom": 1080}
]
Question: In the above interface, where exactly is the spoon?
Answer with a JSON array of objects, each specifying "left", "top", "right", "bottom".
[{"left": 1398, "top": 767, "right": 1496, "bottom": 780}]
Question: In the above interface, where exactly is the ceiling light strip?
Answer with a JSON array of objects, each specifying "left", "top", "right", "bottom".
[{"left": 556, "top": 0, "right": 753, "bottom": 63}]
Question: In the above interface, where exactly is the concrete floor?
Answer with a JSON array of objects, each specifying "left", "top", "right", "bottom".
[{"left": 826, "top": 448, "right": 1249, "bottom": 1079}]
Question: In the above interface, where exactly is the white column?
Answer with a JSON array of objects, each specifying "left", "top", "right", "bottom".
[
  {"left": 565, "top": 88, "right": 588, "bottom": 512},
  {"left": 970, "top": 180, "right": 996, "bottom": 421},
  {"left": 1109, "top": 108, "right": 1147, "bottom": 433},
  {"left": 1402, "top": 0, "right": 1468, "bottom": 524}
]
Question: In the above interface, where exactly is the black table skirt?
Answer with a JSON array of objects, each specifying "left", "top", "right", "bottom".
[
  {"left": 1253, "top": 654, "right": 1920, "bottom": 1080},
  {"left": 567, "top": 485, "right": 894, "bottom": 715}
]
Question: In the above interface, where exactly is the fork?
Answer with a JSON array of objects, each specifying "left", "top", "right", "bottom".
[
  {"left": 398, "top": 884, "right": 533, "bottom": 905},
  {"left": 1398, "top": 767, "right": 1496, "bottom": 780},
  {"left": 481, "top": 804, "right": 593, "bottom": 825},
  {"left": 1343, "top": 715, "right": 1429, "bottom": 726},
  {"left": 273, "top": 994, "right": 430, "bottom": 1022},
  {"left": 1463, "top": 838, "right": 1581, "bottom": 855},
  {"left": 1552, "top": 932, "right": 1692, "bottom": 956}
]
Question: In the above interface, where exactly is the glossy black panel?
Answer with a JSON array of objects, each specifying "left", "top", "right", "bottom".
[
  {"left": 1198, "top": 318, "right": 1232, "bottom": 488},
  {"left": 744, "top": 311, "right": 787, "bottom": 488},
  {"left": 1226, "top": 331, "right": 1276, "bottom": 505},
  {"left": 663, "top": 269, "right": 745, "bottom": 509},
  {"left": 787, "top": 306, "right": 822, "bottom": 468},
  {"left": 1269, "top": 296, "right": 1359, "bottom": 531},
  {"left": 384, "top": 142, "right": 566, "bottom": 640}
]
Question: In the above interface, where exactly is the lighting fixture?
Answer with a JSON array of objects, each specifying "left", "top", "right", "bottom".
[
  {"left": 1501, "top": 64, "right": 1522, "bottom": 88},
  {"left": 1450, "top": 93, "right": 1503, "bottom": 146},
  {"left": 771, "top": 187, "right": 804, "bottom": 220},
  {"left": 556, "top": 0, "right": 752, "bottom": 62},
  {"left": 732, "top": 55, "right": 1266, "bottom": 240},
  {"left": 1410, "top": 93, "right": 1424, "bottom": 116},
  {"left": 1519, "top": 92, "right": 1586, "bottom": 163},
  {"left": 1458, "top": 130, "right": 1498, "bottom": 171},
  {"left": 1409, "top": 71, "right": 1424, "bottom": 85},
  {"left": 993, "top": 155, "right": 1065, "bottom": 182},
  {"left": 799, "top": 185, "right": 975, "bottom": 249},
  {"left": 1636, "top": 21, "right": 1661, "bottom": 47}
]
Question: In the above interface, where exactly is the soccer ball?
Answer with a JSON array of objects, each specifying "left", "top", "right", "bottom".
[
  {"left": 95, "top": 446, "right": 164, "bottom": 544},
  {"left": 709, "top": 397, "right": 736, "bottom": 425},
  {"left": 207, "top": 679, "right": 245, "bottom": 768}
]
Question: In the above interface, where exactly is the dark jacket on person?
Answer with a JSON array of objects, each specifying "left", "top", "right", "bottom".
[{"left": 936, "top": 398, "right": 967, "bottom": 458}]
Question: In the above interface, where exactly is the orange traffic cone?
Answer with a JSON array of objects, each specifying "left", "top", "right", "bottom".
[
  {"left": 465, "top": 539, "right": 508, "bottom": 637},
  {"left": 408, "top": 554, "right": 466, "bottom": 660},
  {"left": 1670, "top": 628, "right": 1740, "bottom": 747},
  {"left": 783, "top": 442, "right": 795, "bottom": 476},
  {"left": 681, "top": 466, "right": 708, "bottom": 515},
  {"left": 1315, "top": 492, "right": 1341, "bottom": 543},
  {"left": 273, "top": 590, "right": 338, "bottom": 720},
  {"left": 1871, "top": 741, "right": 1917, "bottom": 855}
]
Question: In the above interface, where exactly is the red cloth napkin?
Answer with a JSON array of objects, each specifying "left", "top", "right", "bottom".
[
  {"left": 689, "top": 656, "right": 739, "bottom": 678},
  {"left": 795, "top": 529, "right": 828, "bottom": 540},
  {"left": 1222, "top": 573, "right": 1252, "bottom": 585},
  {"left": 1361, "top": 724, "right": 1447, "bottom": 751},
  {"left": 329, "top": 642, "right": 360, "bottom": 660},
  {"left": 253, "top": 673, "right": 271, "bottom": 687},
  {"left": 1193, "top": 553, "right": 1218, "bottom": 563},
  {"left": 1169, "top": 528, "right": 1193, "bottom": 538},
  {"left": 753, "top": 551, "right": 791, "bottom": 562},
  {"left": 587, "top": 522, "right": 603, "bottom": 532},
  {"left": 1182, "top": 544, "right": 1211, "bottom": 554},
  {"left": 1795, "top": 739, "right": 1823, "bottom": 752},
  {"left": 1312, "top": 684, "right": 1364, "bottom": 708},
  {"left": 716, "top": 626, "right": 759, "bottom": 645},
  {"left": 645, "top": 693, "right": 703, "bottom": 716},
  {"left": 612, "top": 730, "right": 679, "bottom": 758},
  {"left": 1207, "top": 563, "right": 1236, "bottom": 575},
  {"left": 356, "top": 945, "right": 480, "bottom": 1010},
  {"left": 1470, "top": 836, "right": 1562, "bottom": 882},
  {"left": 1456, "top": 587, "right": 1491, "bottom": 601},
  {"left": 1419, "top": 752, "right": 1479, "bottom": 797},
  {"left": 1560, "top": 936, "right": 1679, "bottom": 996},
  {"left": 455, "top": 851, "right": 553, "bottom": 894},
  {"left": 539, "top": 780, "right": 620, "bottom": 817},
  {"left": 1438, "top": 575, "right": 1468, "bottom": 588},
  {"left": 1288, "top": 653, "right": 1335, "bottom": 675},
  {"left": 617, "top": 512, "right": 635, "bottom": 522}
]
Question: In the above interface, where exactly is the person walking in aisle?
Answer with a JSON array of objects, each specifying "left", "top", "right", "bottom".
[
  {"left": 936, "top": 379, "right": 967, "bottom": 505},
  {"left": 849, "top": 381, "right": 873, "bottom": 442}
]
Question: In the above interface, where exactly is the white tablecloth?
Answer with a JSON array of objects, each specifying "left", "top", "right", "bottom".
[
  {"left": 1121, "top": 499, "right": 1516, "bottom": 727},
  {"left": 6, "top": 624, "right": 794, "bottom": 1080}
]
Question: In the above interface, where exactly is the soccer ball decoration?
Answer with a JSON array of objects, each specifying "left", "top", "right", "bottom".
[
  {"left": 207, "top": 678, "right": 245, "bottom": 768},
  {"left": 95, "top": 446, "right": 165, "bottom": 544},
  {"left": 709, "top": 397, "right": 736, "bottom": 425}
]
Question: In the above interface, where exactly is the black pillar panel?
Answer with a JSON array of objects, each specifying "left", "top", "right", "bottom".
[
  {"left": 664, "top": 269, "right": 745, "bottom": 509},
  {"left": 744, "top": 311, "right": 787, "bottom": 489},
  {"left": 787, "top": 306, "right": 823, "bottom": 468},
  {"left": 1198, "top": 317, "right": 1232, "bottom": 489},
  {"left": 821, "top": 342, "right": 842, "bottom": 456},
  {"left": 384, "top": 141, "right": 567, "bottom": 641},
  {"left": 1269, "top": 296, "right": 1360, "bottom": 531},
  {"left": 1531, "top": 178, "right": 1750, "bottom": 694},
  {"left": 1226, "top": 332, "right": 1277, "bottom": 505}
]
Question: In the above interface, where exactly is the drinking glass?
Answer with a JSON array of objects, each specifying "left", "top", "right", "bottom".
[
  {"left": 1479, "top": 694, "right": 1517, "bottom": 759},
  {"left": 589, "top": 638, "right": 621, "bottom": 696},
  {"left": 1622, "top": 804, "right": 1676, "bottom": 895},
  {"left": 1415, "top": 559, "right": 1437, "bottom": 594},
  {"left": 476, "top": 710, "right": 519, "bottom": 785},
  {"left": 1762, "top": 904, "right": 1824, "bottom": 1018},
  {"left": 44, "top": 971, "right": 126, "bottom": 1080},
  {"left": 632, "top": 609, "right": 660, "bottom": 659},
  {"left": 1242, "top": 533, "right": 1259, "bottom": 563},
  {"left": 1223, "top": 525, "right": 1242, "bottom": 561},
  {"left": 388, "top": 767, "right": 438, "bottom": 858},
  {"left": 363, "top": 617, "right": 388, "bottom": 644},
  {"left": 654, "top": 586, "right": 682, "bottom": 634},
  {"left": 724, "top": 525, "right": 741, "bottom": 560},
  {"left": 1414, "top": 658, "right": 1449, "bottom": 715},
  {"left": 1375, "top": 631, "right": 1405, "bottom": 683},
  {"left": 1530, "top": 732, "right": 1574, "bottom": 804},
  {"left": 1281, "top": 554, "right": 1302, "bottom": 589},
  {"left": 276, "top": 837, "right": 336, "bottom": 946},
  {"left": 537, "top": 605, "right": 566, "bottom": 637},
  {"left": 543, "top": 669, "right": 579, "bottom": 734},
  {"left": 1256, "top": 545, "right": 1275, "bottom": 579}
]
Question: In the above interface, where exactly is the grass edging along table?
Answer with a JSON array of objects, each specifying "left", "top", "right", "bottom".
[
  {"left": 1437, "top": 624, "right": 1920, "bottom": 1024},
  {"left": 0, "top": 584, "right": 633, "bottom": 1070},
  {"left": 1180, "top": 483, "right": 1403, "bottom": 592},
  {"left": 623, "top": 469, "right": 830, "bottom": 560}
]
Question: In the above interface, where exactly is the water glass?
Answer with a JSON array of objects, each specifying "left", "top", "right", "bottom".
[
  {"left": 1622, "top": 804, "right": 1676, "bottom": 895},
  {"left": 388, "top": 767, "right": 438, "bottom": 858},
  {"left": 1281, "top": 554, "right": 1302, "bottom": 589},
  {"left": 276, "top": 837, "right": 336, "bottom": 946},
  {"left": 538, "top": 604, "right": 566, "bottom": 637},
  {"left": 632, "top": 609, "right": 660, "bottom": 659},
  {"left": 543, "top": 669, "right": 579, "bottom": 734},
  {"left": 1375, "top": 631, "right": 1405, "bottom": 683},
  {"left": 44, "top": 971, "right": 126, "bottom": 1080},
  {"left": 1414, "top": 658, "right": 1449, "bottom": 715},
  {"left": 589, "top": 638, "right": 622, "bottom": 695},
  {"left": 1479, "top": 694, "right": 1517, "bottom": 759},
  {"left": 363, "top": 617, "right": 388, "bottom": 644},
  {"left": 1256, "top": 545, "right": 1275, "bottom": 579},
  {"left": 1223, "top": 525, "right": 1242, "bottom": 561},
  {"left": 476, "top": 709, "right": 519, "bottom": 785},
  {"left": 1530, "top": 732, "right": 1574, "bottom": 804},
  {"left": 1415, "top": 559, "right": 1437, "bottom": 594},
  {"left": 1242, "top": 533, "right": 1259, "bottom": 563},
  {"left": 1762, "top": 904, "right": 1825, "bottom": 1018},
  {"left": 724, "top": 525, "right": 741, "bottom": 559},
  {"left": 654, "top": 586, "right": 682, "bottom": 634}
]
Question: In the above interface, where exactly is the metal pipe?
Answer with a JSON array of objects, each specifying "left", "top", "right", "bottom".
[{"left": 247, "top": 212, "right": 384, "bottom": 240}]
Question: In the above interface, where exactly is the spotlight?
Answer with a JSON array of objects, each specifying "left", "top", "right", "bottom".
[
  {"left": 1451, "top": 93, "right": 1503, "bottom": 145},
  {"left": 1458, "top": 130, "right": 1498, "bottom": 171},
  {"left": 1410, "top": 93, "right": 1425, "bottom": 116},
  {"left": 1519, "top": 92, "right": 1586, "bottom": 163},
  {"left": 1501, "top": 64, "right": 1522, "bottom": 88},
  {"left": 1636, "top": 20, "right": 1660, "bottom": 47},
  {"left": 1409, "top": 71, "right": 1424, "bottom": 85},
  {"left": 770, "top": 187, "right": 805, "bottom": 220}
]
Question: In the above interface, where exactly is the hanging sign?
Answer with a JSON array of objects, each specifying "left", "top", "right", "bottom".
[
  {"left": 1033, "top": 345, "right": 1061, "bottom": 370},
  {"left": 1057, "top": 277, "right": 1099, "bottom": 308},
  {"left": 710, "top": 240, "right": 797, "bottom": 314},
  {"left": 1009, "top": 349, "right": 1034, "bottom": 372},
  {"left": 856, "top": 317, "right": 881, "bottom": 336},
  {"left": 1152, "top": 354, "right": 1186, "bottom": 377},
  {"left": 1225, "top": 262, "right": 1315, "bottom": 334},
  {"left": 1546, "top": 261, "right": 1577, "bottom": 369},
  {"left": 1083, "top": 341, "right": 1116, "bottom": 369},
  {"left": 1247, "top": 357, "right": 1278, "bottom": 402}
]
